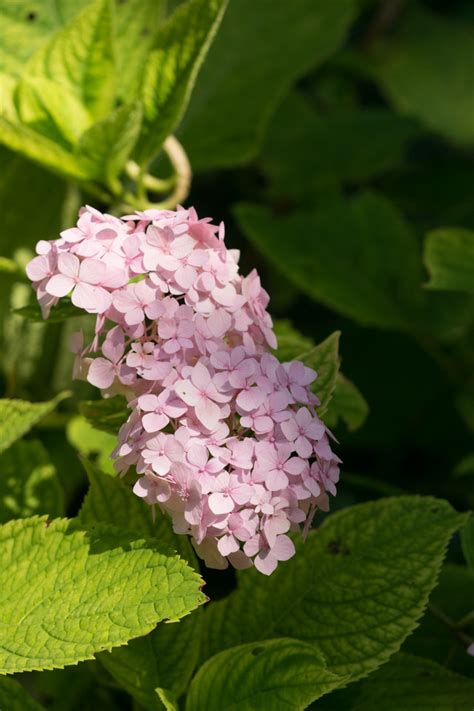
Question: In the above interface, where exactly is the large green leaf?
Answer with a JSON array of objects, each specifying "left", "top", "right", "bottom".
[
  {"left": 25, "top": 0, "right": 116, "bottom": 120},
  {"left": 0, "top": 516, "right": 205, "bottom": 673},
  {"left": 0, "top": 440, "right": 64, "bottom": 523},
  {"left": 200, "top": 497, "right": 464, "bottom": 684},
  {"left": 79, "top": 461, "right": 204, "bottom": 706},
  {"left": 14, "top": 76, "right": 92, "bottom": 148},
  {"left": 135, "top": 0, "right": 228, "bottom": 165},
  {"left": 0, "top": 676, "right": 44, "bottom": 711},
  {"left": 370, "top": 7, "right": 474, "bottom": 147},
  {"left": 315, "top": 652, "right": 474, "bottom": 711},
  {"left": 299, "top": 332, "right": 340, "bottom": 415},
  {"left": 260, "top": 93, "right": 420, "bottom": 199},
  {"left": 0, "top": 392, "right": 69, "bottom": 454},
  {"left": 0, "top": 1, "right": 78, "bottom": 76},
  {"left": 79, "top": 459, "right": 197, "bottom": 567},
  {"left": 235, "top": 194, "right": 471, "bottom": 337},
  {"left": 76, "top": 103, "right": 142, "bottom": 188},
  {"left": 100, "top": 610, "right": 203, "bottom": 711},
  {"left": 0, "top": 114, "right": 90, "bottom": 180},
  {"left": 114, "top": 0, "right": 166, "bottom": 101},
  {"left": 186, "top": 638, "right": 343, "bottom": 711},
  {"left": 179, "top": 0, "right": 356, "bottom": 170},
  {"left": 424, "top": 227, "right": 474, "bottom": 294}
]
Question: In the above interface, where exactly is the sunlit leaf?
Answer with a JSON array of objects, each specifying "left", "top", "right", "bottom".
[
  {"left": 0, "top": 516, "right": 205, "bottom": 673},
  {"left": 186, "top": 638, "right": 343, "bottom": 710},
  {"left": 135, "top": 0, "right": 228, "bottom": 165},
  {"left": 200, "top": 497, "right": 464, "bottom": 684}
]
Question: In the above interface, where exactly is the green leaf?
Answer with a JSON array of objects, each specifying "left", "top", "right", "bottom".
[
  {"left": 235, "top": 195, "right": 419, "bottom": 329},
  {"left": 320, "top": 652, "right": 474, "bottom": 711},
  {"left": 79, "top": 459, "right": 197, "bottom": 567},
  {"left": 325, "top": 374, "right": 369, "bottom": 432},
  {"left": 0, "top": 516, "right": 205, "bottom": 673},
  {"left": 235, "top": 194, "right": 471, "bottom": 337},
  {"left": 200, "top": 497, "right": 464, "bottom": 684},
  {"left": 299, "top": 332, "right": 340, "bottom": 415},
  {"left": 100, "top": 610, "right": 203, "bottom": 710},
  {"left": 79, "top": 397, "right": 129, "bottom": 434},
  {"left": 186, "top": 638, "right": 343, "bottom": 711},
  {"left": 15, "top": 76, "right": 92, "bottom": 148},
  {"left": 0, "top": 114, "right": 90, "bottom": 180},
  {"left": 0, "top": 676, "right": 44, "bottom": 711},
  {"left": 461, "top": 516, "right": 474, "bottom": 572},
  {"left": 135, "top": 0, "right": 228, "bottom": 165},
  {"left": 80, "top": 461, "right": 204, "bottom": 706},
  {"left": 179, "top": 0, "right": 356, "bottom": 170},
  {"left": 76, "top": 103, "right": 142, "bottom": 188},
  {"left": 424, "top": 227, "right": 474, "bottom": 294},
  {"left": 371, "top": 7, "right": 474, "bottom": 146},
  {"left": 0, "top": 392, "right": 69, "bottom": 454},
  {"left": 0, "top": 440, "right": 64, "bottom": 523},
  {"left": 260, "top": 93, "right": 420, "bottom": 199},
  {"left": 25, "top": 0, "right": 116, "bottom": 120},
  {"left": 66, "top": 416, "right": 116, "bottom": 475},
  {"left": 0, "top": 1, "right": 81, "bottom": 77},
  {"left": 114, "top": 0, "right": 166, "bottom": 101}
]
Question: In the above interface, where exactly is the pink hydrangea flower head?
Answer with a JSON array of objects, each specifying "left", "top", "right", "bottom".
[{"left": 26, "top": 205, "right": 341, "bottom": 575}]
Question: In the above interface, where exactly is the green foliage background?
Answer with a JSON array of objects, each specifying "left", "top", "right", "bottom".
[{"left": 0, "top": 0, "right": 473, "bottom": 709}]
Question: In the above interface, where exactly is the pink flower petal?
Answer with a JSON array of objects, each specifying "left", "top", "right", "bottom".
[
  {"left": 46, "top": 274, "right": 74, "bottom": 297},
  {"left": 209, "top": 492, "right": 234, "bottom": 515}
]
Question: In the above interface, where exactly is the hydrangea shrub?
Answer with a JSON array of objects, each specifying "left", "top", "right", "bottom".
[{"left": 0, "top": 0, "right": 472, "bottom": 708}]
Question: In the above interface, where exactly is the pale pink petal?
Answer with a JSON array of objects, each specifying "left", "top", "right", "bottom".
[
  {"left": 46, "top": 274, "right": 75, "bottom": 297},
  {"left": 195, "top": 397, "right": 221, "bottom": 430},
  {"left": 236, "top": 388, "right": 266, "bottom": 412},
  {"left": 217, "top": 534, "right": 239, "bottom": 556},
  {"left": 266, "top": 469, "right": 289, "bottom": 491},
  {"left": 87, "top": 358, "right": 115, "bottom": 389},
  {"left": 209, "top": 492, "right": 234, "bottom": 515},
  {"left": 254, "top": 550, "right": 278, "bottom": 576},
  {"left": 280, "top": 418, "right": 298, "bottom": 442},
  {"left": 26, "top": 256, "right": 49, "bottom": 281},
  {"left": 174, "top": 379, "right": 200, "bottom": 406},
  {"left": 79, "top": 258, "right": 106, "bottom": 285},
  {"left": 284, "top": 457, "right": 307, "bottom": 476},
  {"left": 142, "top": 412, "right": 169, "bottom": 432},
  {"left": 57, "top": 252, "right": 79, "bottom": 278},
  {"left": 272, "top": 534, "right": 296, "bottom": 561}
]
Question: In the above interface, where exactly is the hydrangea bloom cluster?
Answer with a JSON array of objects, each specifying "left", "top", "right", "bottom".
[{"left": 26, "top": 205, "right": 340, "bottom": 574}]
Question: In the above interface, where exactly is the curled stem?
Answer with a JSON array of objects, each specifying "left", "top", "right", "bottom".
[
  {"left": 155, "top": 135, "right": 192, "bottom": 209},
  {"left": 121, "top": 135, "right": 192, "bottom": 212}
]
